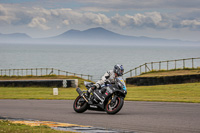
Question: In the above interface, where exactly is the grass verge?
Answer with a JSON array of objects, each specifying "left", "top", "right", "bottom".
[
  {"left": 0, "top": 120, "right": 74, "bottom": 133},
  {"left": 138, "top": 68, "right": 200, "bottom": 77},
  {"left": 0, "top": 82, "right": 200, "bottom": 103}
]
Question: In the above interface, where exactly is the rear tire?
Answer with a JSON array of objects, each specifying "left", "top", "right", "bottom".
[
  {"left": 105, "top": 96, "right": 124, "bottom": 115},
  {"left": 73, "top": 96, "right": 88, "bottom": 113}
]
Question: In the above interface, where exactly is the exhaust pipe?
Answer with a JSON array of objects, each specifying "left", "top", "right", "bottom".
[
  {"left": 76, "top": 88, "right": 83, "bottom": 95},
  {"left": 76, "top": 88, "right": 88, "bottom": 102}
]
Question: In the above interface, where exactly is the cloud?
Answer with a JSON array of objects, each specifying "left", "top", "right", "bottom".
[
  {"left": 63, "top": 20, "right": 69, "bottom": 25},
  {"left": 76, "top": 0, "right": 200, "bottom": 12},
  {"left": 28, "top": 17, "right": 50, "bottom": 30},
  {"left": 111, "top": 12, "right": 165, "bottom": 28},
  {"left": 181, "top": 19, "right": 200, "bottom": 29},
  {"left": 1, "top": 2, "right": 200, "bottom": 33},
  {"left": 0, "top": 4, "right": 16, "bottom": 24},
  {"left": 83, "top": 12, "right": 111, "bottom": 25}
]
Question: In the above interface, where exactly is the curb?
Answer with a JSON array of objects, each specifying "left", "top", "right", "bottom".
[{"left": 0, "top": 117, "right": 133, "bottom": 133}]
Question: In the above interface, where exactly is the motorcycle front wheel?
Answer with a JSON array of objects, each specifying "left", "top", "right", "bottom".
[
  {"left": 105, "top": 96, "right": 124, "bottom": 114},
  {"left": 73, "top": 96, "right": 88, "bottom": 113}
]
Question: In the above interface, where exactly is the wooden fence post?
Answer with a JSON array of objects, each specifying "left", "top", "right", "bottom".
[
  {"left": 183, "top": 59, "right": 185, "bottom": 69},
  {"left": 175, "top": 60, "right": 177, "bottom": 70},
  {"left": 159, "top": 62, "right": 161, "bottom": 70},
  {"left": 9, "top": 69, "right": 11, "bottom": 77},
  {"left": 130, "top": 70, "right": 132, "bottom": 77},
  {"left": 145, "top": 63, "right": 147, "bottom": 73},
  {"left": 58, "top": 69, "right": 60, "bottom": 76},
  {"left": 46, "top": 68, "right": 48, "bottom": 75},
  {"left": 192, "top": 58, "right": 194, "bottom": 68},
  {"left": 135, "top": 68, "right": 137, "bottom": 76},
  {"left": 167, "top": 61, "right": 169, "bottom": 70}
]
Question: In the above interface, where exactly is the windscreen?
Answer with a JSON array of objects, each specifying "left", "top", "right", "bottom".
[{"left": 116, "top": 77, "right": 127, "bottom": 91}]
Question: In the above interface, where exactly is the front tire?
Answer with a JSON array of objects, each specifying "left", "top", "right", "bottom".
[
  {"left": 73, "top": 96, "right": 88, "bottom": 113},
  {"left": 105, "top": 96, "right": 124, "bottom": 114}
]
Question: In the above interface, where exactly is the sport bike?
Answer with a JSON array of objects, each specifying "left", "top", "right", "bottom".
[{"left": 73, "top": 77, "right": 127, "bottom": 114}]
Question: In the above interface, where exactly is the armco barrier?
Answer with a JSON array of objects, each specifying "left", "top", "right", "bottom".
[{"left": 0, "top": 79, "right": 78, "bottom": 88}]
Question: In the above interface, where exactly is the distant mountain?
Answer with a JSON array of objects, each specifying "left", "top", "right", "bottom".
[
  {"left": 0, "top": 27, "right": 199, "bottom": 46},
  {"left": 0, "top": 33, "right": 31, "bottom": 39},
  {"left": 0, "top": 33, "right": 32, "bottom": 43},
  {"left": 54, "top": 27, "right": 136, "bottom": 40}
]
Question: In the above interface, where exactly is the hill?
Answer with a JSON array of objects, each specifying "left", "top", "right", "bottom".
[{"left": 0, "top": 27, "right": 199, "bottom": 46}]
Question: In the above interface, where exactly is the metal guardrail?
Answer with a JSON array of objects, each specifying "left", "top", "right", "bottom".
[
  {"left": 0, "top": 68, "right": 93, "bottom": 81},
  {"left": 124, "top": 57, "right": 200, "bottom": 77}
]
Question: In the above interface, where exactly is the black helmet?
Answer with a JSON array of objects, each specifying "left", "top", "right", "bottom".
[{"left": 114, "top": 64, "right": 124, "bottom": 76}]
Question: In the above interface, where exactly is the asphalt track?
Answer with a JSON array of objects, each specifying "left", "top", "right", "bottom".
[{"left": 0, "top": 99, "right": 200, "bottom": 133}]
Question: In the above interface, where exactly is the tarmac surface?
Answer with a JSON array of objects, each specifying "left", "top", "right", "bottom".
[{"left": 0, "top": 99, "right": 200, "bottom": 133}]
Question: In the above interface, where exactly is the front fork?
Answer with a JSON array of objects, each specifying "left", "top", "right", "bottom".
[
  {"left": 76, "top": 88, "right": 88, "bottom": 102},
  {"left": 107, "top": 94, "right": 118, "bottom": 105}
]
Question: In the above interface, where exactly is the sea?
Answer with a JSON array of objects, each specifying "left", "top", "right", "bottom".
[{"left": 0, "top": 43, "right": 200, "bottom": 81}]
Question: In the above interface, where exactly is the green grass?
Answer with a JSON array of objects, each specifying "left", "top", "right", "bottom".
[
  {"left": 0, "top": 120, "right": 73, "bottom": 133},
  {"left": 0, "top": 87, "right": 78, "bottom": 100},
  {"left": 0, "top": 82, "right": 200, "bottom": 103},
  {"left": 126, "top": 83, "right": 200, "bottom": 103},
  {"left": 138, "top": 68, "right": 200, "bottom": 77}
]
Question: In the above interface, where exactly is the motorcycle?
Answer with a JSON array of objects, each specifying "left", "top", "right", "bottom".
[{"left": 73, "top": 77, "right": 127, "bottom": 114}]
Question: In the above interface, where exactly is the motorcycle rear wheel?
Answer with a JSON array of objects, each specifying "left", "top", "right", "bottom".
[
  {"left": 105, "top": 96, "right": 124, "bottom": 114},
  {"left": 73, "top": 96, "right": 88, "bottom": 113}
]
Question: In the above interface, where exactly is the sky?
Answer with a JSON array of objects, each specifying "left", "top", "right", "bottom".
[{"left": 0, "top": 0, "right": 200, "bottom": 41}]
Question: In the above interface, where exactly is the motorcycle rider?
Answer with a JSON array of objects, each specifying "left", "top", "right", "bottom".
[{"left": 86, "top": 64, "right": 124, "bottom": 96}]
